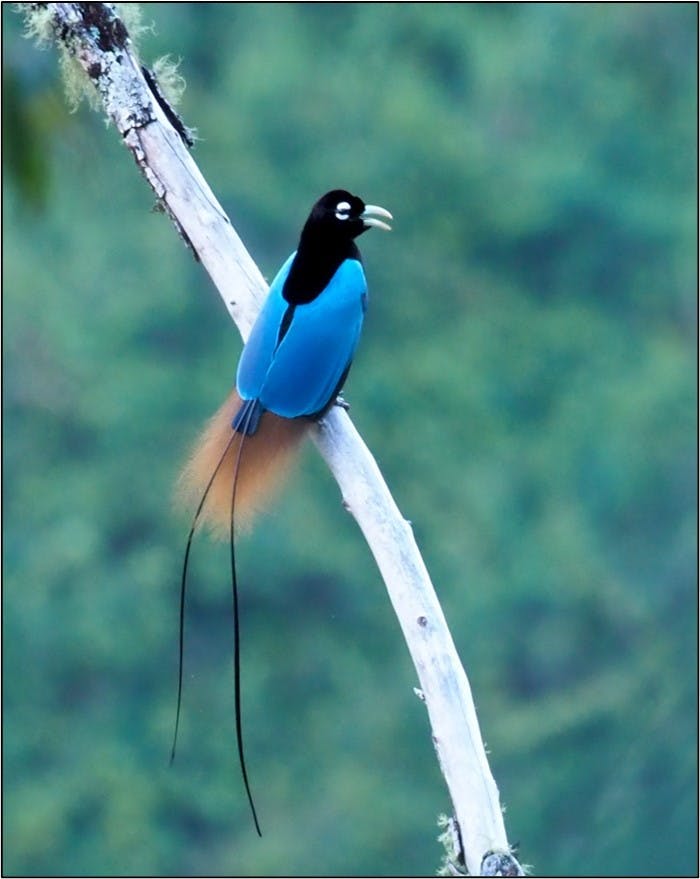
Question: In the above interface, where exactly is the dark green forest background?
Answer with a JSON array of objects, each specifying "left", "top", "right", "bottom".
[{"left": 3, "top": 3, "right": 697, "bottom": 876}]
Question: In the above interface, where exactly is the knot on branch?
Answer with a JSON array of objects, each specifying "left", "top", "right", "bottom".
[{"left": 481, "top": 849, "right": 525, "bottom": 877}]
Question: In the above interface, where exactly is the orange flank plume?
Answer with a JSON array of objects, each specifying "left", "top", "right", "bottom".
[{"left": 177, "top": 390, "right": 308, "bottom": 537}]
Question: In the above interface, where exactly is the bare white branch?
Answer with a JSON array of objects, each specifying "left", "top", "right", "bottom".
[{"left": 26, "top": 4, "right": 523, "bottom": 874}]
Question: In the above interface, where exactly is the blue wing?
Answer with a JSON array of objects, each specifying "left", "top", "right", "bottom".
[
  {"left": 236, "top": 253, "right": 367, "bottom": 419},
  {"left": 235, "top": 253, "right": 295, "bottom": 400}
]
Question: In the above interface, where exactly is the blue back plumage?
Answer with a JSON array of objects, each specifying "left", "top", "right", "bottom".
[{"left": 236, "top": 253, "right": 367, "bottom": 421}]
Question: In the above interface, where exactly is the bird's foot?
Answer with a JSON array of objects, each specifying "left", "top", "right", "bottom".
[{"left": 335, "top": 395, "right": 350, "bottom": 411}]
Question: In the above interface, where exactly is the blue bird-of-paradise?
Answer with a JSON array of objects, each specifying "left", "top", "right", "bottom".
[{"left": 173, "top": 190, "right": 392, "bottom": 835}]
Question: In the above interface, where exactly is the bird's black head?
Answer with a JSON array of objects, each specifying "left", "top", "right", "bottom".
[
  {"left": 302, "top": 190, "right": 392, "bottom": 243},
  {"left": 284, "top": 190, "right": 391, "bottom": 305}
]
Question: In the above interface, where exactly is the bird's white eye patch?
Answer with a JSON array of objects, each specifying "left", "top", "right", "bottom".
[{"left": 335, "top": 200, "right": 351, "bottom": 220}]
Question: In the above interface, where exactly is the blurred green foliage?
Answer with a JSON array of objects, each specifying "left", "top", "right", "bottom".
[{"left": 3, "top": 3, "right": 697, "bottom": 876}]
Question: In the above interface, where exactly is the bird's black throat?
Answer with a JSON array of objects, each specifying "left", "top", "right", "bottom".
[{"left": 282, "top": 235, "right": 361, "bottom": 305}]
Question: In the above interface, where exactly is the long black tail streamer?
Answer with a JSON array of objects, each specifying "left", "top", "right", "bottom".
[
  {"left": 171, "top": 405, "right": 263, "bottom": 836},
  {"left": 229, "top": 404, "right": 263, "bottom": 836},
  {"left": 170, "top": 432, "right": 238, "bottom": 766}
]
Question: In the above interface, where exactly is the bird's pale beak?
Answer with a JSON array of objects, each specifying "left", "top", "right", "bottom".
[{"left": 361, "top": 204, "right": 393, "bottom": 232}]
